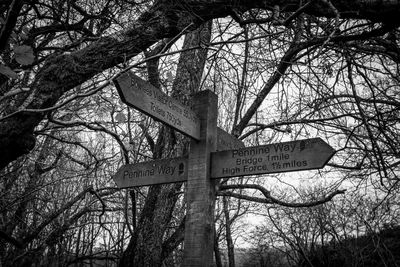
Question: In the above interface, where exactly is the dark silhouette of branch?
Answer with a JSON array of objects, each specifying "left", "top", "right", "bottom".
[
  {"left": 0, "top": 0, "right": 24, "bottom": 52},
  {"left": 218, "top": 184, "right": 346, "bottom": 208}
]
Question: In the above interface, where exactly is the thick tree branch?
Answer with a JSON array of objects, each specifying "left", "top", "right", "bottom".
[
  {"left": 218, "top": 184, "right": 346, "bottom": 208},
  {"left": 161, "top": 216, "right": 186, "bottom": 261},
  {"left": 1, "top": 0, "right": 399, "bottom": 169},
  {"left": 233, "top": 24, "right": 394, "bottom": 137},
  {"left": 0, "top": 0, "right": 24, "bottom": 52},
  {"left": 233, "top": 41, "right": 303, "bottom": 137},
  {"left": 138, "top": 123, "right": 155, "bottom": 154},
  {"left": 241, "top": 114, "right": 356, "bottom": 139}
]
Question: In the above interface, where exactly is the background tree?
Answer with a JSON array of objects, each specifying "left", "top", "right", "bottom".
[{"left": 0, "top": 0, "right": 399, "bottom": 266}]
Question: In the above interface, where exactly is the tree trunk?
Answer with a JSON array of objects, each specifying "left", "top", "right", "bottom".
[
  {"left": 118, "top": 21, "right": 212, "bottom": 267},
  {"left": 223, "top": 196, "right": 235, "bottom": 267},
  {"left": 214, "top": 227, "right": 223, "bottom": 267}
]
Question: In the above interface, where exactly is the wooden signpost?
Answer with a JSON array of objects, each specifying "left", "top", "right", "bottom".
[
  {"left": 114, "top": 71, "right": 201, "bottom": 140},
  {"left": 112, "top": 73, "right": 335, "bottom": 266}
]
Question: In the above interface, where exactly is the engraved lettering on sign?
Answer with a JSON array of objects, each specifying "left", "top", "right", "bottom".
[
  {"left": 114, "top": 157, "right": 188, "bottom": 188},
  {"left": 113, "top": 71, "right": 200, "bottom": 140},
  {"left": 122, "top": 163, "right": 179, "bottom": 180},
  {"left": 211, "top": 138, "right": 335, "bottom": 179}
]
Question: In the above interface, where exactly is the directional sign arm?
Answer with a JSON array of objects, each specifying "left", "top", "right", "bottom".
[
  {"left": 113, "top": 71, "right": 201, "bottom": 140},
  {"left": 113, "top": 157, "right": 188, "bottom": 188},
  {"left": 216, "top": 127, "right": 244, "bottom": 151},
  {"left": 211, "top": 138, "right": 335, "bottom": 179}
]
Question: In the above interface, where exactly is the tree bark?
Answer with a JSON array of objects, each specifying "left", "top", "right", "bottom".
[
  {"left": 0, "top": 0, "right": 24, "bottom": 52},
  {"left": 118, "top": 21, "right": 212, "bottom": 267},
  {"left": 214, "top": 227, "right": 223, "bottom": 267},
  {"left": 223, "top": 196, "right": 235, "bottom": 267}
]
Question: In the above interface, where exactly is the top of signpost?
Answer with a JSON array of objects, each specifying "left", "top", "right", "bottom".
[{"left": 114, "top": 71, "right": 201, "bottom": 140}]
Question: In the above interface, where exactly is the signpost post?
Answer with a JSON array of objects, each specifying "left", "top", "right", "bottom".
[
  {"left": 112, "top": 73, "right": 336, "bottom": 266},
  {"left": 216, "top": 127, "right": 245, "bottom": 151},
  {"left": 183, "top": 90, "right": 217, "bottom": 266}
]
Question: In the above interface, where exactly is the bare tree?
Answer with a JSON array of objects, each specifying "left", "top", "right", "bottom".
[{"left": 0, "top": 1, "right": 399, "bottom": 266}]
